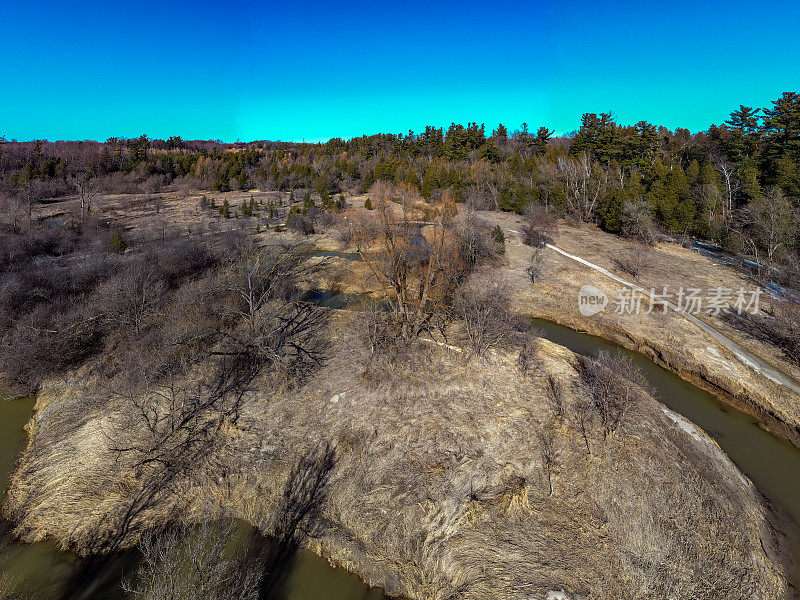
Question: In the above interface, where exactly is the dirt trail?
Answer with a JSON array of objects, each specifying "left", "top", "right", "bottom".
[
  {"left": 487, "top": 216, "right": 800, "bottom": 449},
  {"left": 543, "top": 241, "right": 800, "bottom": 396}
]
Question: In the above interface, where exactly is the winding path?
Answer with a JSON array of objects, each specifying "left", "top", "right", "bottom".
[
  {"left": 504, "top": 227, "right": 800, "bottom": 395},
  {"left": 545, "top": 242, "right": 800, "bottom": 395}
]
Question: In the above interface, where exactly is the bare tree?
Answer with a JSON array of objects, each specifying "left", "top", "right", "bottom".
[
  {"left": 355, "top": 182, "right": 459, "bottom": 339},
  {"left": 536, "top": 159, "right": 559, "bottom": 211},
  {"left": 453, "top": 277, "right": 515, "bottom": 356},
  {"left": 545, "top": 374, "right": 565, "bottom": 422},
  {"left": 612, "top": 243, "right": 652, "bottom": 281},
  {"left": 537, "top": 425, "right": 558, "bottom": 496},
  {"left": 694, "top": 183, "right": 724, "bottom": 238},
  {"left": 620, "top": 199, "right": 655, "bottom": 245},
  {"left": 522, "top": 205, "right": 558, "bottom": 248},
  {"left": 97, "top": 264, "right": 167, "bottom": 334},
  {"left": 742, "top": 186, "right": 796, "bottom": 265},
  {"left": 556, "top": 152, "right": 606, "bottom": 222},
  {"left": 75, "top": 171, "right": 94, "bottom": 221},
  {"left": 710, "top": 151, "right": 735, "bottom": 222},
  {"left": 575, "top": 350, "right": 646, "bottom": 439},
  {"left": 1, "top": 196, "right": 29, "bottom": 233},
  {"left": 124, "top": 521, "right": 261, "bottom": 600}
]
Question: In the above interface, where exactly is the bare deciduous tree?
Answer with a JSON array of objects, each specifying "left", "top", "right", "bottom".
[
  {"left": 612, "top": 243, "right": 652, "bottom": 281},
  {"left": 537, "top": 425, "right": 558, "bottom": 496},
  {"left": 556, "top": 152, "right": 606, "bottom": 222},
  {"left": 743, "top": 186, "right": 796, "bottom": 265},
  {"left": 710, "top": 151, "right": 735, "bottom": 222},
  {"left": 620, "top": 199, "right": 655, "bottom": 245},
  {"left": 124, "top": 520, "right": 261, "bottom": 600},
  {"left": 454, "top": 277, "right": 515, "bottom": 356},
  {"left": 576, "top": 350, "right": 646, "bottom": 439},
  {"left": 355, "top": 182, "right": 461, "bottom": 339}
]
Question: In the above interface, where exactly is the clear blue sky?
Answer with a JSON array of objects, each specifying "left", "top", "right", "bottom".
[{"left": 2, "top": 0, "right": 798, "bottom": 142}]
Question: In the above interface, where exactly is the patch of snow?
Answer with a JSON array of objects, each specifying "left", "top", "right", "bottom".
[
  {"left": 661, "top": 406, "right": 750, "bottom": 487},
  {"left": 661, "top": 406, "right": 705, "bottom": 444}
]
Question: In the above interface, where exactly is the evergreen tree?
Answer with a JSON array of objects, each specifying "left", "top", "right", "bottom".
[
  {"left": 302, "top": 192, "right": 315, "bottom": 214},
  {"left": 725, "top": 105, "right": 761, "bottom": 161},
  {"left": 491, "top": 225, "right": 505, "bottom": 246},
  {"left": 534, "top": 127, "right": 554, "bottom": 155},
  {"left": 109, "top": 229, "right": 127, "bottom": 254},
  {"left": 493, "top": 124, "right": 508, "bottom": 142}
]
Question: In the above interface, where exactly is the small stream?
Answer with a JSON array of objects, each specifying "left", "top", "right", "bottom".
[{"left": 3, "top": 317, "right": 800, "bottom": 596}]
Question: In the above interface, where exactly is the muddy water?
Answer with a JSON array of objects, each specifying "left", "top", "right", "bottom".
[
  {"left": 0, "top": 396, "right": 385, "bottom": 599},
  {"left": 4, "top": 317, "right": 800, "bottom": 596}
]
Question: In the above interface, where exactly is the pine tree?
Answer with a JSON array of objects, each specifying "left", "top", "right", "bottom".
[
  {"left": 364, "top": 197, "right": 373, "bottom": 210},
  {"left": 725, "top": 105, "right": 761, "bottom": 160},
  {"left": 302, "top": 192, "right": 314, "bottom": 214},
  {"left": 491, "top": 225, "right": 505, "bottom": 246},
  {"left": 109, "top": 229, "right": 127, "bottom": 254},
  {"left": 220, "top": 199, "right": 231, "bottom": 218}
]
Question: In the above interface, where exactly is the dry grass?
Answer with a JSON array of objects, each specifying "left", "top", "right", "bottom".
[
  {"left": 4, "top": 309, "right": 788, "bottom": 599},
  {"left": 2, "top": 202, "right": 794, "bottom": 599}
]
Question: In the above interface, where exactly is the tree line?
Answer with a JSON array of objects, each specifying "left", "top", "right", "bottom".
[{"left": 2, "top": 91, "right": 799, "bottom": 266}]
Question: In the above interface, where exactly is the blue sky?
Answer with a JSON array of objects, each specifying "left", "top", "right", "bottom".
[{"left": 2, "top": 0, "right": 798, "bottom": 142}]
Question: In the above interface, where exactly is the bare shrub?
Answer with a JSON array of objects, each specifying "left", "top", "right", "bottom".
[
  {"left": 526, "top": 248, "right": 545, "bottom": 283},
  {"left": 359, "top": 304, "right": 404, "bottom": 359},
  {"left": 575, "top": 349, "right": 647, "bottom": 439},
  {"left": 522, "top": 205, "right": 558, "bottom": 248},
  {"left": 517, "top": 336, "right": 542, "bottom": 376},
  {"left": 611, "top": 243, "right": 652, "bottom": 280},
  {"left": 286, "top": 211, "right": 314, "bottom": 235},
  {"left": 453, "top": 277, "right": 515, "bottom": 356},
  {"left": 96, "top": 263, "right": 168, "bottom": 333},
  {"left": 125, "top": 521, "right": 261, "bottom": 600}
]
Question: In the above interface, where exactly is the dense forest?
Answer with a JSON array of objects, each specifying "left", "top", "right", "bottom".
[{"left": 2, "top": 91, "right": 799, "bottom": 270}]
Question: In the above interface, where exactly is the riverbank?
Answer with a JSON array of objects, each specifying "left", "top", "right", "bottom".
[
  {"left": 472, "top": 212, "right": 800, "bottom": 452},
  {"left": 4, "top": 312, "right": 793, "bottom": 599}
]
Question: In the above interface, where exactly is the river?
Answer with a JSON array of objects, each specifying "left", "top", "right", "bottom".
[
  {"left": 2, "top": 318, "right": 800, "bottom": 597},
  {"left": 0, "top": 397, "right": 386, "bottom": 599}
]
